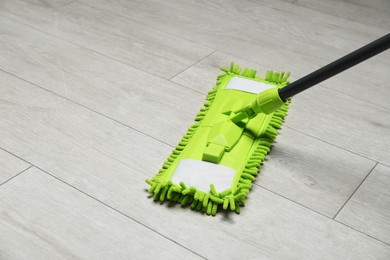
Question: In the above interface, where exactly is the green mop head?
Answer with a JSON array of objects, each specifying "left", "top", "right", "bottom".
[{"left": 146, "top": 63, "right": 290, "bottom": 216}]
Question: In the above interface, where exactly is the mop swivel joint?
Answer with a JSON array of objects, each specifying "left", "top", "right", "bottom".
[
  {"left": 230, "top": 87, "right": 285, "bottom": 123},
  {"left": 251, "top": 87, "right": 285, "bottom": 115}
]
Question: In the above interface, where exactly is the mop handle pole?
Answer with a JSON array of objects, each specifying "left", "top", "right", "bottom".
[{"left": 278, "top": 33, "right": 390, "bottom": 101}]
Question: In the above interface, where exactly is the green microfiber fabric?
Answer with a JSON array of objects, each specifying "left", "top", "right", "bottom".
[{"left": 146, "top": 63, "right": 291, "bottom": 216}]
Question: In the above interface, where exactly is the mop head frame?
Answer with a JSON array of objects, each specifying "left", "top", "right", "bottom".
[{"left": 146, "top": 63, "right": 290, "bottom": 216}]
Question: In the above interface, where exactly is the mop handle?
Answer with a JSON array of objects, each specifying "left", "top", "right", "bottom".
[{"left": 278, "top": 33, "right": 390, "bottom": 101}]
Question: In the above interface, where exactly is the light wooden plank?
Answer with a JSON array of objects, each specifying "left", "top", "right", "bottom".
[
  {"left": 1, "top": 59, "right": 390, "bottom": 259},
  {"left": 254, "top": 0, "right": 389, "bottom": 33},
  {"left": 0, "top": 0, "right": 213, "bottom": 79},
  {"left": 286, "top": 86, "right": 390, "bottom": 166},
  {"left": 172, "top": 51, "right": 390, "bottom": 165},
  {"left": 75, "top": 0, "right": 390, "bottom": 109},
  {"left": 0, "top": 167, "right": 201, "bottom": 259},
  {"left": 336, "top": 164, "right": 390, "bottom": 245},
  {"left": 295, "top": 0, "right": 390, "bottom": 30},
  {"left": 0, "top": 149, "right": 30, "bottom": 185},
  {"left": 0, "top": 16, "right": 206, "bottom": 147}
]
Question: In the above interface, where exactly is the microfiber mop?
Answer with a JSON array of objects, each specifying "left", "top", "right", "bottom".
[{"left": 147, "top": 33, "right": 390, "bottom": 215}]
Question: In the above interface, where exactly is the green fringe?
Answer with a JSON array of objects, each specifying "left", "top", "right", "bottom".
[{"left": 146, "top": 63, "right": 290, "bottom": 216}]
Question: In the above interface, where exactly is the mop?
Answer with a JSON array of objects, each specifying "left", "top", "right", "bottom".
[{"left": 146, "top": 33, "right": 390, "bottom": 215}]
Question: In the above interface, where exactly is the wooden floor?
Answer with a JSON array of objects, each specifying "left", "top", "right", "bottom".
[{"left": 0, "top": 0, "right": 389, "bottom": 259}]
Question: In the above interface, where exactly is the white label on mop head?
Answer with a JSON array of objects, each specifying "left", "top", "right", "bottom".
[
  {"left": 225, "top": 76, "right": 275, "bottom": 94},
  {"left": 171, "top": 159, "right": 236, "bottom": 193}
]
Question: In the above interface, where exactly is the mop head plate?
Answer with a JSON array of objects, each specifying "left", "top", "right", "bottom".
[{"left": 146, "top": 63, "right": 290, "bottom": 215}]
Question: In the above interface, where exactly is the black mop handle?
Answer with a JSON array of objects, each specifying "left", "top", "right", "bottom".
[{"left": 278, "top": 33, "right": 390, "bottom": 101}]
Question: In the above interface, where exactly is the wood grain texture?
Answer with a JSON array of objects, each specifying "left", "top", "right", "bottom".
[
  {"left": 182, "top": 0, "right": 389, "bottom": 54},
  {"left": 1, "top": 61, "right": 389, "bottom": 260},
  {"left": 0, "top": 16, "right": 205, "bottom": 147},
  {"left": 0, "top": 149, "right": 30, "bottom": 185},
  {"left": 0, "top": 69, "right": 172, "bottom": 187},
  {"left": 0, "top": 15, "right": 383, "bottom": 217},
  {"left": 0, "top": 0, "right": 389, "bottom": 257},
  {"left": 285, "top": 87, "right": 390, "bottom": 166},
  {"left": 336, "top": 164, "right": 390, "bottom": 245},
  {"left": 0, "top": 167, "right": 201, "bottom": 260},
  {"left": 171, "top": 51, "right": 390, "bottom": 166},
  {"left": 76, "top": 0, "right": 389, "bottom": 65},
  {"left": 75, "top": 0, "right": 390, "bottom": 110},
  {"left": 254, "top": 0, "right": 389, "bottom": 34},
  {"left": 295, "top": 0, "right": 390, "bottom": 30},
  {"left": 346, "top": 0, "right": 390, "bottom": 11},
  {"left": 171, "top": 51, "right": 275, "bottom": 93},
  {"left": 258, "top": 127, "right": 375, "bottom": 217},
  {"left": 0, "top": 0, "right": 213, "bottom": 79}
]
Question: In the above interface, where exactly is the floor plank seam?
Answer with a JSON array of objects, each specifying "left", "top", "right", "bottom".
[
  {"left": 76, "top": 0, "right": 331, "bottom": 70},
  {"left": 0, "top": 148, "right": 386, "bottom": 248},
  {"left": 2, "top": 58, "right": 384, "bottom": 232},
  {"left": 2, "top": 13, "right": 387, "bottom": 121},
  {"left": 0, "top": 0, "right": 389, "bottom": 257},
  {"left": 2, "top": 62, "right": 378, "bottom": 169},
  {"left": 0, "top": 13, "right": 211, "bottom": 92},
  {"left": 2, "top": 66, "right": 384, "bottom": 227},
  {"left": 259, "top": 0, "right": 388, "bottom": 31},
  {"left": 257, "top": 184, "right": 330, "bottom": 219},
  {"left": 77, "top": 1, "right": 217, "bottom": 51},
  {"left": 293, "top": 0, "right": 390, "bottom": 30},
  {"left": 283, "top": 125, "right": 379, "bottom": 164},
  {"left": 169, "top": 47, "right": 390, "bottom": 113},
  {"left": 259, "top": 183, "right": 390, "bottom": 247},
  {"left": 0, "top": 161, "right": 207, "bottom": 258},
  {"left": 334, "top": 219, "right": 390, "bottom": 247},
  {"left": 4, "top": 0, "right": 389, "bottom": 111},
  {"left": 378, "top": 161, "right": 390, "bottom": 168},
  {"left": 320, "top": 85, "right": 390, "bottom": 112},
  {"left": 0, "top": 165, "right": 33, "bottom": 187},
  {"left": 33, "top": 166, "right": 208, "bottom": 260},
  {"left": 155, "top": 0, "right": 390, "bottom": 65},
  {"left": 0, "top": 67, "right": 174, "bottom": 149},
  {"left": 333, "top": 162, "right": 378, "bottom": 219},
  {"left": 168, "top": 49, "right": 218, "bottom": 81},
  {"left": 0, "top": 147, "right": 32, "bottom": 167}
]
